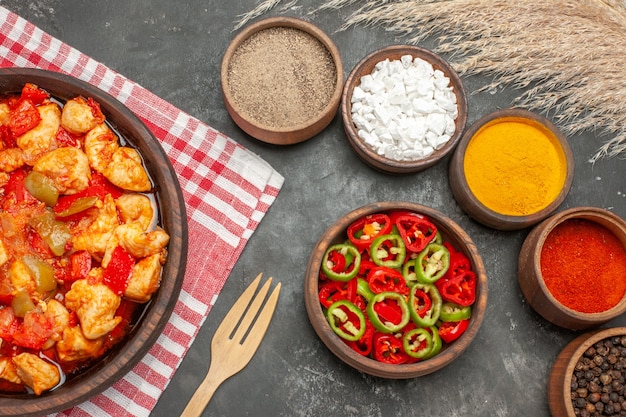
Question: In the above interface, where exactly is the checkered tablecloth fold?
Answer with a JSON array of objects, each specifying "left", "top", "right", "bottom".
[{"left": 0, "top": 6, "right": 284, "bottom": 416}]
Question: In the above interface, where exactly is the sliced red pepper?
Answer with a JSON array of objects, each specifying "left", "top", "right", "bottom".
[
  {"left": 0, "top": 125, "right": 16, "bottom": 148},
  {"left": 107, "top": 298, "right": 139, "bottom": 344},
  {"left": 55, "top": 126, "right": 81, "bottom": 147},
  {"left": 439, "top": 319, "right": 470, "bottom": 343},
  {"left": 346, "top": 318, "right": 374, "bottom": 356},
  {"left": 6, "top": 98, "right": 41, "bottom": 137},
  {"left": 318, "top": 279, "right": 356, "bottom": 309},
  {"left": 357, "top": 258, "right": 377, "bottom": 279},
  {"left": 372, "top": 332, "right": 411, "bottom": 364},
  {"left": 394, "top": 214, "right": 437, "bottom": 253},
  {"left": 103, "top": 246, "right": 135, "bottom": 295},
  {"left": 367, "top": 266, "right": 408, "bottom": 295},
  {"left": 347, "top": 213, "right": 392, "bottom": 251},
  {"left": 20, "top": 83, "right": 49, "bottom": 105},
  {"left": 443, "top": 245, "right": 472, "bottom": 279},
  {"left": 367, "top": 291, "right": 410, "bottom": 333},
  {"left": 11, "top": 311, "right": 52, "bottom": 350},
  {"left": 408, "top": 283, "right": 442, "bottom": 327},
  {"left": 3, "top": 168, "right": 36, "bottom": 204},
  {"left": 70, "top": 250, "right": 92, "bottom": 282},
  {"left": 436, "top": 270, "right": 476, "bottom": 307}
]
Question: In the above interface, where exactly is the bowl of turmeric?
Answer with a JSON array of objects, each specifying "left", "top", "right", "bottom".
[
  {"left": 518, "top": 207, "right": 626, "bottom": 330},
  {"left": 449, "top": 109, "right": 574, "bottom": 231}
]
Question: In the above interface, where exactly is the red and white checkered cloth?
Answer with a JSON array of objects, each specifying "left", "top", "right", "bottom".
[{"left": 0, "top": 6, "right": 284, "bottom": 416}]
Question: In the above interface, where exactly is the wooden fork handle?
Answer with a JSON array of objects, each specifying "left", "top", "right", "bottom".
[{"left": 180, "top": 368, "right": 226, "bottom": 417}]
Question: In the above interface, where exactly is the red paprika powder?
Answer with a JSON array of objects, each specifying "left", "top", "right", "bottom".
[{"left": 540, "top": 218, "right": 626, "bottom": 313}]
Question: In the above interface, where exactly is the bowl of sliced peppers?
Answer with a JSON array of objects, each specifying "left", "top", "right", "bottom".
[{"left": 304, "top": 201, "right": 487, "bottom": 378}]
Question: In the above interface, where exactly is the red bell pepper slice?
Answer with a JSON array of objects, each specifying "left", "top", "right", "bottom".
[
  {"left": 367, "top": 266, "right": 408, "bottom": 295},
  {"left": 346, "top": 318, "right": 374, "bottom": 356},
  {"left": 347, "top": 213, "right": 392, "bottom": 251},
  {"left": 0, "top": 125, "right": 16, "bottom": 148},
  {"left": 394, "top": 214, "right": 437, "bottom": 253},
  {"left": 436, "top": 270, "right": 476, "bottom": 307},
  {"left": 55, "top": 126, "right": 81, "bottom": 147},
  {"left": 411, "top": 288, "right": 433, "bottom": 319},
  {"left": 70, "top": 250, "right": 92, "bottom": 282},
  {"left": 438, "top": 319, "right": 470, "bottom": 343},
  {"left": 6, "top": 98, "right": 41, "bottom": 137},
  {"left": 318, "top": 279, "right": 356, "bottom": 309},
  {"left": 372, "top": 332, "right": 411, "bottom": 364},
  {"left": 103, "top": 246, "right": 136, "bottom": 295},
  {"left": 20, "top": 83, "right": 49, "bottom": 105}
]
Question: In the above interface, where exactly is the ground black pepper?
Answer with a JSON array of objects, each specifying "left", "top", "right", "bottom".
[
  {"left": 571, "top": 336, "right": 626, "bottom": 416},
  {"left": 226, "top": 26, "right": 337, "bottom": 130}
]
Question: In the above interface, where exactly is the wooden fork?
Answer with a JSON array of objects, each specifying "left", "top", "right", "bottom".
[{"left": 180, "top": 273, "right": 281, "bottom": 417}]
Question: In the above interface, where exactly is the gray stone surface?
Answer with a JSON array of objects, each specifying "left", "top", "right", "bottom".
[{"left": 3, "top": 1, "right": 625, "bottom": 416}]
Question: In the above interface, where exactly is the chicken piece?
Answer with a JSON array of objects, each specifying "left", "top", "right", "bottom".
[
  {"left": 44, "top": 299, "right": 70, "bottom": 342},
  {"left": 8, "top": 259, "right": 36, "bottom": 296},
  {"left": 16, "top": 103, "right": 61, "bottom": 165},
  {"left": 12, "top": 352, "right": 60, "bottom": 395},
  {"left": 56, "top": 325, "right": 104, "bottom": 363},
  {"left": 124, "top": 253, "right": 163, "bottom": 303},
  {"left": 64, "top": 276, "right": 122, "bottom": 339},
  {"left": 115, "top": 193, "right": 155, "bottom": 231},
  {"left": 84, "top": 123, "right": 119, "bottom": 173},
  {"left": 61, "top": 96, "right": 104, "bottom": 135},
  {"left": 102, "top": 222, "right": 169, "bottom": 266},
  {"left": 33, "top": 147, "right": 91, "bottom": 195},
  {"left": 103, "top": 147, "right": 151, "bottom": 192},
  {"left": 71, "top": 194, "right": 119, "bottom": 261},
  {"left": 0, "top": 357, "right": 21, "bottom": 385},
  {"left": 0, "top": 102, "right": 10, "bottom": 125},
  {"left": 0, "top": 239, "right": 8, "bottom": 267},
  {"left": 0, "top": 148, "right": 25, "bottom": 172}
]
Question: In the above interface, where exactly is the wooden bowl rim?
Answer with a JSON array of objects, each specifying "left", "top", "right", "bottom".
[
  {"left": 340, "top": 44, "right": 468, "bottom": 174},
  {"left": 221, "top": 16, "right": 344, "bottom": 144},
  {"left": 450, "top": 108, "right": 574, "bottom": 230},
  {"left": 548, "top": 327, "right": 626, "bottom": 417},
  {"left": 0, "top": 68, "right": 188, "bottom": 416},
  {"left": 304, "top": 201, "right": 487, "bottom": 378},
  {"left": 526, "top": 206, "right": 626, "bottom": 321}
]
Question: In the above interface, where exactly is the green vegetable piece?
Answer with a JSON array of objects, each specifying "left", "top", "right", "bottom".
[
  {"left": 28, "top": 211, "right": 71, "bottom": 256},
  {"left": 24, "top": 171, "right": 58, "bottom": 206},
  {"left": 12, "top": 291, "right": 36, "bottom": 318},
  {"left": 326, "top": 300, "right": 366, "bottom": 342},
  {"left": 23, "top": 255, "right": 57, "bottom": 293},
  {"left": 55, "top": 196, "right": 99, "bottom": 217},
  {"left": 416, "top": 243, "right": 450, "bottom": 284}
]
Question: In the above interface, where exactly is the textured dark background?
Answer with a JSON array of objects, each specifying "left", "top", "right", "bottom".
[{"left": 2, "top": 1, "right": 625, "bottom": 416}]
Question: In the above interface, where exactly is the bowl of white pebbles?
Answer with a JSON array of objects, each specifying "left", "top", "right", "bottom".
[{"left": 341, "top": 45, "right": 468, "bottom": 174}]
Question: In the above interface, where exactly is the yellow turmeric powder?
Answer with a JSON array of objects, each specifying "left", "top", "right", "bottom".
[{"left": 463, "top": 117, "right": 568, "bottom": 216}]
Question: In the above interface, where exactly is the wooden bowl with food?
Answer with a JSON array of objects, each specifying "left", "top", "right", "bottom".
[
  {"left": 221, "top": 16, "right": 344, "bottom": 145},
  {"left": 518, "top": 207, "right": 626, "bottom": 331},
  {"left": 304, "top": 201, "right": 487, "bottom": 378},
  {"left": 341, "top": 45, "right": 467, "bottom": 174},
  {"left": 449, "top": 109, "right": 574, "bottom": 231},
  {"left": 0, "top": 68, "right": 187, "bottom": 417}
]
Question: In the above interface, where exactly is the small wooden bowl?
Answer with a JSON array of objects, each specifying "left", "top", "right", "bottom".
[
  {"left": 221, "top": 17, "right": 344, "bottom": 145},
  {"left": 0, "top": 68, "right": 188, "bottom": 416},
  {"left": 518, "top": 207, "right": 626, "bottom": 331},
  {"left": 341, "top": 45, "right": 468, "bottom": 174},
  {"left": 548, "top": 327, "right": 626, "bottom": 417},
  {"left": 449, "top": 109, "right": 574, "bottom": 231},
  {"left": 304, "top": 201, "right": 487, "bottom": 378}
]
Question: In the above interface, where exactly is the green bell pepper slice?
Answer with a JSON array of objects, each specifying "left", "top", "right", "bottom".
[
  {"left": 402, "top": 327, "right": 433, "bottom": 359},
  {"left": 321, "top": 243, "right": 361, "bottom": 282},
  {"left": 408, "top": 282, "right": 442, "bottom": 327},
  {"left": 356, "top": 277, "right": 375, "bottom": 303},
  {"left": 370, "top": 233, "right": 406, "bottom": 269},
  {"left": 415, "top": 243, "right": 450, "bottom": 284},
  {"left": 326, "top": 300, "right": 366, "bottom": 342},
  {"left": 440, "top": 302, "right": 472, "bottom": 322},
  {"left": 424, "top": 325, "right": 442, "bottom": 358},
  {"left": 366, "top": 291, "right": 410, "bottom": 334}
]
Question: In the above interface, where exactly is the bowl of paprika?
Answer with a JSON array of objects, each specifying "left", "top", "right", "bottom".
[
  {"left": 449, "top": 109, "right": 574, "bottom": 231},
  {"left": 518, "top": 207, "right": 626, "bottom": 330},
  {"left": 304, "top": 201, "right": 488, "bottom": 378}
]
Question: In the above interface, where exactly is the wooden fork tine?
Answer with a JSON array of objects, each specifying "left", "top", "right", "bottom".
[
  {"left": 241, "top": 282, "right": 281, "bottom": 347},
  {"left": 214, "top": 273, "right": 263, "bottom": 338},
  {"left": 231, "top": 277, "right": 272, "bottom": 343}
]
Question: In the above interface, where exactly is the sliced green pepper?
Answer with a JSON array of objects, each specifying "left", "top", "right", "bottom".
[
  {"left": 415, "top": 243, "right": 450, "bottom": 284},
  {"left": 24, "top": 171, "right": 58, "bottom": 206},
  {"left": 356, "top": 277, "right": 375, "bottom": 303},
  {"left": 425, "top": 325, "right": 442, "bottom": 358},
  {"left": 440, "top": 302, "right": 472, "bottom": 322},
  {"left": 326, "top": 300, "right": 366, "bottom": 342},
  {"left": 366, "top": 291, "right": 410, "bottom": 333},
  {"left": 28, "top": 211, "right": 71, "bottom": 256},
  {"left": 408, "top": 283, "right": 442, "bottom": 327},
  {"left": 402, "top": 327, "right": 433, "bottom": 359},
  {"left": 321, "top": 243, "right": 361, "bottom": 282},
  {"left": 402, "top": 258, "right": 418, "bottom": 286},
  {"left": 22, "top": 255, "right": 57, "bottom": 293},
  {"left": 370, "top": 233, "right": 406, "bottom": 269}
]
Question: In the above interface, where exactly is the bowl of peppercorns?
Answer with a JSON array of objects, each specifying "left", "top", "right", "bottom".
[{"left": 549, "top": 327, "right": 626, "bottom": 417}]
